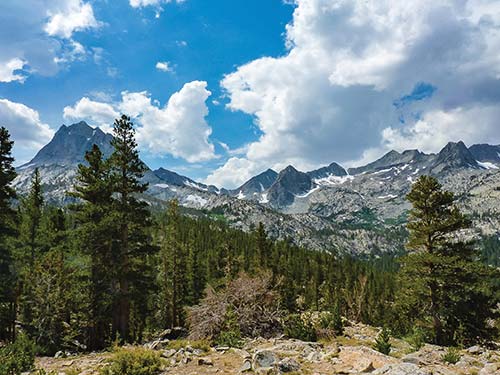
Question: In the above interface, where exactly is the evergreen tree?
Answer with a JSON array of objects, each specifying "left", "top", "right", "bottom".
[
  {"left": 398, "top": 175, "right": 499, "bottom": 345},
  {"left": 0, "top": 127, "right": 17, "bottom": 341},
  {"left": 17, "top": 168, "right": 44, "bottom": 335},
  {"left": 70, "top": 144, "right": 114, "bottom": 350},
  {"left": 108, "top": 115, "right": 154, "bottom": 341},
  {"left": 19, "top": 168, "right": 44, "bottom": 266}
]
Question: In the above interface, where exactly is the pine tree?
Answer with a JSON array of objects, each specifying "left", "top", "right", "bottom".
[
  {"left": 17, "top": 168, "right": 44, "bottom": 334},
  {"left": 19, "top": 168, "right": 44, "bottom": 266},
  {"left": 398, "top": 175, "right": 499, "bottom": 345},
  {"left": 108, "top": 115, "right": 154, "bottom": 341},
  {"left": 0, "top": 127, "right": 17, "bottom": 341},
  {"left": 70, "top": 144, "right": 114, "bottom": 350}
]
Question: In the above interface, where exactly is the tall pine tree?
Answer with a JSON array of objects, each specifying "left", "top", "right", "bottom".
[
  {"left": 398, "top": 175, "right": 499, "bottom": 345},
  {"left": 0, "top": 127, "right": 17, "bottom": 341},
  {"left": 70, "top": 144, "right": 114, "bottom": 349},
  {"left": 108, "top": 115, "right": 154, "bottom": 342}
]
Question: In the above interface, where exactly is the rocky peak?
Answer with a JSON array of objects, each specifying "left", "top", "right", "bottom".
[
  {"left": 431, "top": 141, "right": 479, "bottom": 174},
  {"left": 348, "top": 149, "right": 425, "bottom": 175},
  {"left": 469, "top": 144, "right": 500, "bottom": 164},
  {"left": 154, "top": 167, "right": 195, "bottom": 187},
  {"left": 267, "top": 166, "right": 313, "bottom": 208},
  {"left": 233, "top": 169, "right": 278, "bottom": 197},
  {"left": 307, "top": 162, "right": 347, "bottom": 180},
  {"left": 22, "top": 121, "right": 114, "bottom": 167}
]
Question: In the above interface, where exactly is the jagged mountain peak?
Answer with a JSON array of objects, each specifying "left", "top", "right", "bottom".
[
  {"left": 469, "top": 144, "right": 500, "bottom": 164},
  {"left": 233, "top": 168, "right": 278, "bottom": 197},
  {"left": 308, "top": 161, "right": 347, "bottom": 180},
  {"left": 22, "top": 121, "right": 114, "bottom": 168},
  {"left": 348, "top": 149, "right": 425, "bottom": 175},
  {"left": 431, "top": 141, "right": 479, "bottom": 173}
]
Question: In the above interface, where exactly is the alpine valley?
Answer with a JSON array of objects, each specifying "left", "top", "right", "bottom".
[{"left": 14, "top": 121, "right": 500, "bottom": 255}]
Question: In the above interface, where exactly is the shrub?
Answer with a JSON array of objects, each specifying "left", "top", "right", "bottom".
[
  {"left": 0, "top": 334, "right": 36, "bottom": 375},
  {"left": 99, "top": 347, "right": 163, "bottom": 375},
  {"left": 406, "top": 327, "right": 426, "bottom": 352},
  {"left": 319, "top": 306, "right": 344, "bottom": 336},
  {"left": 374, "top": 328, "right": 392, "bottom": 355},
  {"left": 442, "top": 347, "right": 461, "bottom": 364},
  {"left": 166, "top": 339, "right": 210, "bottom": 352},
  {"left": 284, "top": 314, "right": 317, "bottom": 342},
  {"left": 188, "top": 272, "right": 283, "bottom": 341},
  {"left": 215, "top": 308, "right": 243, "bottom": 348}
]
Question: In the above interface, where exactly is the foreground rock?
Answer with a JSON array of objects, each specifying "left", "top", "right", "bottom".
[{"left": 34, "top": 323, "right": 500, "bottom": 375}]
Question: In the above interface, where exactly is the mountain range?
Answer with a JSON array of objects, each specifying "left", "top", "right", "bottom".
[{"left": 13, "top": 121, "right": 500, "bottom": 255}]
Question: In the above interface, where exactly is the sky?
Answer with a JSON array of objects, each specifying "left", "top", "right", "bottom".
[{"left": 1, "top": 0, "right": 500, "bottom": 188}]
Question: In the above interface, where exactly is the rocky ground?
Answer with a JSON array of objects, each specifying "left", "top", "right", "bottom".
[{"left": 34, "top": 323, "right": 500, "bottom": 375}]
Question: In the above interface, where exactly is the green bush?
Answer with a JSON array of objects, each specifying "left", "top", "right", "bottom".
[
  {"left": 320, "top": 307, "right": 344, "bottom": 336},
  {"left": 215, "top": 308, "right": 243, "bottom": 348},
  {"left": 99, "top": 347, "right": 163, "bottom": 375},
  {"left": 406, "top": 326, "right": 426, "bottom": 352},
  {"left": 442, "top": 347, "right": 461, "bottom": 364},
  {"left": 284, "top": 314, "right": 317, "bottom": 342},
  {"left": 0, "top": 334, "right": 36, "bottom": 375},
  {"left": 374, "top": 328, "right": 392, "bottom": 355}
]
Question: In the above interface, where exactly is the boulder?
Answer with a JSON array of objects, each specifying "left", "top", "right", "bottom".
[
  {"left": 198, "top": 357, "right": 214, "bottom": 366},
  {"left": 158, "top": 327, "right": 188, "bottom": 340},
  {"left": 479, "top": 363, "right": 500, "bottom": 375},
  {"left": 467, "top": 345, "right": 483, "bottom": 355},
  {"left": 278, "top": 358, "right": 300, "bottom": 373},
  {"left": 145, "top": 339, "right": 170, "bottom": 350},
  {"left": 372, "top": 363, "right": 431, "bottom": 375},
  {"left": 253, "top": 350, "right": 278, "bottom": 369},
  {"left": 240, "top": 359, "right": 252, "bottom": 372}
]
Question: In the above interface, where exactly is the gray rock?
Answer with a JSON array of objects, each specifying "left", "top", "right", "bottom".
[
  {"left": 240, "top": 359, "right": 252, "bottom": 372},
  {"left": 146, "top": 339, "right": 170, "bottom": 350},
  {"left": 198, "top": 357, "right": 214, "bottom": 366},
  {"left": 467, "top": 345, "right": 483, "bottom": 355},
  {"left": 253, "top": 350, "right": 278, "bottom": 369},
  {"left": 479, "top": 363, "right": 500, "bottom": 375},
  {"left": 278, "top": 357, "right": 300, "bottom": 373},
  {"left": 54, "top": 351, "right": 66, "bottom": 359},
  {"left": 372, "top": 363, "right": 431, "bottom": 375},
  {"left": 161, "top": 349, "right": 177, "bottom": 358}
]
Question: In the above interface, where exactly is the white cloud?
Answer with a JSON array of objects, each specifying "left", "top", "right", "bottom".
[
  {"left": 0, "top": 58, "right": 27, "bottom": 83},
  {"left": 129, "top": 0, "right": 185, "bottom": 8},
  {"left": 0, "top": 1, "right": 103, "bottom": 82},
  {"left": 44, "top": 0, "right": 101, "bottom": 39},
  {"left": 156, "top": 61, "right": 173, "bottom": 72},
  {"left": 63, "top": 81, "right": 217, "bottom": 163},
  {"left": 206, "top": 0, "right": 500, "bottom": 188},
  {"left": 122, "top": 81, "right": 216, "bottom": 162},
  {"left": 63, "top": 97, "right": 119, "bottom": 133},
  {"left": 204, "top": 157, "right": 262, "bottom": 189},
  {"left": 0, "top": 99, "right": 54, "bottom": 164}
]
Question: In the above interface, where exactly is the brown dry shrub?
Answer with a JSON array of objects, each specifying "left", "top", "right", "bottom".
[{"left": 187, "top": 272, "right": 283, "bottom": 341}]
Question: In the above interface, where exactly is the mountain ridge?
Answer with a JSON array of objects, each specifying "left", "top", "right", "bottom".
[{"left": 12, "top": 121, "right": 500, "bottom": 255}]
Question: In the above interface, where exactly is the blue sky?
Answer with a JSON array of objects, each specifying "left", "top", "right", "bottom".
[
  {"left": 0, "top": 0, "right": 293, "bottom": 180},
  {"left": 2, "top": 0, "right": 500, "bottom": 188}
]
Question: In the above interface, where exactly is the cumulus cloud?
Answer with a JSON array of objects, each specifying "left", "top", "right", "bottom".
[
  {"left": 63, "top": 97, "right": 119, "bottom": 133},
  {"left": 45, "top": 0, "right": 101, "bottom": 39},
  {"left": 0, "top": 99, "right": 55, "bottom": 164},
  {"left": 0, "top": 58, "right": 27, "bottom": 83},
  {"left": 156, "top": 61, "right": 173, "bottom": 72},
  {"left": 205, "top": 0, "right": 500, "bottom": 188},
  {"left": 0, "top": 1, "right": 102, "bottom": 82},
  {"left": 63, "top": 81, "right": 217, "bottom": 163}
]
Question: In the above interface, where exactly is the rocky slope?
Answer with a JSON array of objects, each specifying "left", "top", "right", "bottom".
[
  {"left": 34, "top": 323, "right": 500, "bottom": 375},
  {"left": 13, "top": 121, "right": 500, "bottom": 254}
]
